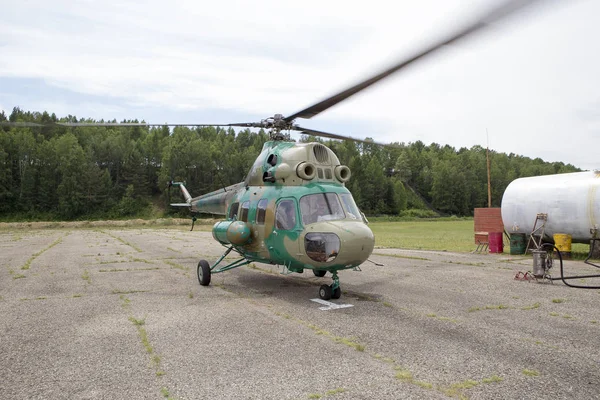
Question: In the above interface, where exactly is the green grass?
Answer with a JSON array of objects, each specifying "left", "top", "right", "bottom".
[
  {"left": 369, "top": 220, "right": 592, "bottom": 256},
  {"left": 164, "top": 260, "right": 189, "bottom": 271},
  {"left": 112, "top": 289, "right": 147, "bottom": 295},
  {"left": 81, "top": 270, "right": 91, "bottom": 284},
  {"left": 370, "top": 220, "right": 476, "bottom": 251},
  {"left": 522, "top": 369, "right": 540, "bottom": 377},
  {"left": 20, "top": 235, "right": 64, "bottom": 270}
]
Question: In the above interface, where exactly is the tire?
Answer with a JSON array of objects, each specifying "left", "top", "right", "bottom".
[
  {"left": 313, "top": 269, "right": 327, "bottom": 278},
  {"left": 197, "top": 260, "right": 211, "bottom": 286},
  {"left": 319, "top": 284, "right": 332, "bottom": 300},
  {"left": 332, "top": 286, "right": 341, "bottom": 299}
]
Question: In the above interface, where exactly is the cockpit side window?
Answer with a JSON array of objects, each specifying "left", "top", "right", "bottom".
[
  {"left": 339, "top": 193, "right": 360, "bottom": 220},
  {"left": 256, "top": 198, "right": 268, "bottom": 225},
  {"left": 240, "top": 201, "right": 250, "bottom": 222},
  {"left": 228, "top": 202, "right": 239, "bottom": 220},
  {"left": 275, "top": 200, "right": 297, "bottom": 230},
  {"left": 300, "top": 193, "right": 345, "bottom": 225}
]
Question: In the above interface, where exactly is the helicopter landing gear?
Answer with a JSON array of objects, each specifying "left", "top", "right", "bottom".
[
  {"left": 318, "top": 272, "right": 341, "bottom": 300},
  {"left": 313, "top": 269, "right": 326, "bottom": 277},
  {"left": 197, "top": 259, "right": 211, "bottom": 286}
]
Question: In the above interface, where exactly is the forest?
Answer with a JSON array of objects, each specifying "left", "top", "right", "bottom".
[{"left": 0, "top": 107, "right": 580, "bottom": 221}]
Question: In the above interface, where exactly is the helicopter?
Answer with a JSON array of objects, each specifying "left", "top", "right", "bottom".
[{"left": 1, "top": 0, "right": 549, "bottom": 300}]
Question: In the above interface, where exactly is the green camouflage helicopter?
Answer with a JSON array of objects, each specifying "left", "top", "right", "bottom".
[
  {"left": 168, "top": 130, "right": 373, "bottom": 300},
  {"left": 2, "top": 0, "right": 546, "bottom": 300}
]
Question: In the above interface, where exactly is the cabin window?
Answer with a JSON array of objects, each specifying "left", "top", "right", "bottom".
[
  {"left": 325, "top": 169, "right": 332, "bottom": 179},
  {"left": 276, "top": 200, "right": 296, "bottom": 230},
  {"left": 240, "top": 201, "right": 250, "bottom": 222},
  {"left": 228, "top": 202, "right": 239, "bottom": 220},
  {"left": 256, "top": 198, "right": 268, "bottom": 225},
  {"left": 317, "top": 168, "right": 324, "bottom": 179},
  {"left": 339, "top": 193, "right": 360, "bottom": 220},
  {"left": 300, "top": 193, "right": 345, "bottom": 225}
]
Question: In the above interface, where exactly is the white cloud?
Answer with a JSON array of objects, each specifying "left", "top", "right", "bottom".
[{"left": 1, "top": 0, "right": 598, "bottom": 169}]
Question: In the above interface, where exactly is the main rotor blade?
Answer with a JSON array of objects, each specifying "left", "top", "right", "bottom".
[
  {"left": 284, "top": 0, "right": 547, "bottom": 122},
  {"left": 297, "top": 126, "right": 388, "bottom": 146},
  {"left": 0, "top": 122, "right": 245, "bottom": 128}
]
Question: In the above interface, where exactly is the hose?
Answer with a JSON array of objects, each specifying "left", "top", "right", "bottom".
[{"left": 544, "top": 243, "right": 600, "bottom": 289}]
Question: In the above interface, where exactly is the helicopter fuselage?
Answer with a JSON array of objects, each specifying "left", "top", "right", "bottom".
[{"left": 182, "top": 140, "right": 375, "bottom": 274}]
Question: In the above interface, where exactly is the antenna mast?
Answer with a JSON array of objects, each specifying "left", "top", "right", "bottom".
[{"left": 486, "top": 129, "right": 492, "bottom": 208}]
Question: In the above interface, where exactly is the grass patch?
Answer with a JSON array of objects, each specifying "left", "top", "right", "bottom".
[
  {"left": 552, "top": 298, "right": 566, "bottom": 303},
  {"left": 120, "top": 294, "right": 131, "bottom": 308},
  {"left": 415, "top": 381, "right": 433, "bottom": 389},
  {"left": 131, "top": 257, "right": 152, "bottom": 264},
  {"left": 481, "top": 375, "right": 503, "bottom": 384},
  {"left": 99, "top": 230, "right": 142, "bottom": 252},
  {"left": 426, "top": 313, "right": 457, "bottom": 323},
  {"left": 129, "top": 316, "right": 146, "bottom": 326},
  {"left": 160, "top": 386, "right": 178, "bottom": 399},
  {"left": 373, "top": 354, "right": 395, "bottom": 364},
  {"left": 112, "top": 289, "right": 148, "bottom": 295},
  {"left": 81, "top": 270, "right": 91, "bottom": 284},
  {"left": 13, "top": 274, "right": 26, "bottom": 279},
  {"left": 325, "top": 388, "right": 346, "bottom": 395},
  {"left": 394, "top": 367, "right": 413, "bottom": 381},
  {"left": 20, "top": 235, "right": 64, "bottom": 270},
  {"left": 307, "top": 394, "right": 321, "bottom": 399},
  {"left": 164, "top": 260, "right": 189, "bottom": 271},
  {"left": 293, "top": 320, "right": 366, "bottom": 352},
  {"left": 522, "top": 369, "right": 539, "bottom": 377},
  {"left": 370, "top": 220, "right": 475, "bottom": 251},
  {"left": 520, "top": 302, "right": 541, "bottom": 310},
  {"left": 99, "top": 267, "right": 160, "bottom": 273},
  {"left": 468, "top": 304, "right": 510, "bottom": 312}
]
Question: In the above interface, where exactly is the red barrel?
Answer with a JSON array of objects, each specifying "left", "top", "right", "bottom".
[{"left": 489, "top": 232, "right": 504, "bottom": 253}]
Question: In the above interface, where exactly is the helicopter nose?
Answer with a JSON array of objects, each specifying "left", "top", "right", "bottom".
[{"left": 303, "top": 220, "right": 375, "bottom": 267}]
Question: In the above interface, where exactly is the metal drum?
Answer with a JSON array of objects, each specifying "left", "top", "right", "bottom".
[
  {"left": 509, "top": 233, "right": 527, "bottom": 255},
  {"left": 489, "top": 232, "right": 504, "bottom": 253}
]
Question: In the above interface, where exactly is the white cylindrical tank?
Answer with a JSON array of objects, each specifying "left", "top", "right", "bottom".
[{"left": 501, "top": 171, "right": 600, "bottom": 243}]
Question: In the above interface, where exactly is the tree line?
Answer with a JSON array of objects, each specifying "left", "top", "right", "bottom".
[{"left": 0, "top": 107, "right": 580, "bottom": 220}]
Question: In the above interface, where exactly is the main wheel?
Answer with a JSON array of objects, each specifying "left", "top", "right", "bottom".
[
  {"left": 319, "top": 284, "right": 332, "bottom": 300},
  {"left": 197, "top": 259, "right": 211, "bottom": 286},
  {"left": 332, "top": 286, "right": 341, "bottom": 299},
  {"left": 313, "top": 269, "right": 327, "bottom": 278}
]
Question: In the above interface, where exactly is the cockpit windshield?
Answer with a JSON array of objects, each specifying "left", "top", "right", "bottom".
[{"left": 300, "top": 193, "right": 345, "bottom": 225}]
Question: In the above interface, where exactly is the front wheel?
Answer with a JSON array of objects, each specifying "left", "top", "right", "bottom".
[
  {"left": 197, "top": 260, "right": 211, "bottom": 286},
  {"left": 319, "top": 284, "right": 332, "bottom": 300}
]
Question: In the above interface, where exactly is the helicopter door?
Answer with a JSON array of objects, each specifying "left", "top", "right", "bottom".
[{"left": 270, "top": 199, "right": 301, "bottom": 263}]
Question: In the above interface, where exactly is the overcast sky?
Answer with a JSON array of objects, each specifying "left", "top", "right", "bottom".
[{"left": 1, "top": 0, "right": 598, "bottom": 170}]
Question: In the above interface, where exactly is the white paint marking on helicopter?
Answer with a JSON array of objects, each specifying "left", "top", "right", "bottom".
[{"left": 310, "top": 299, "right": 354, "bottom": 311}]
